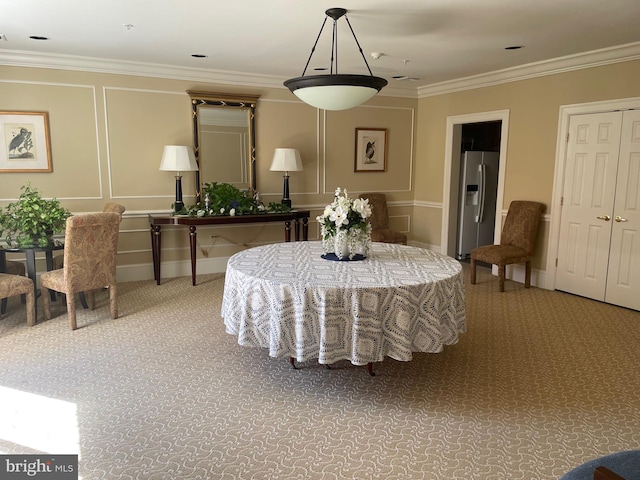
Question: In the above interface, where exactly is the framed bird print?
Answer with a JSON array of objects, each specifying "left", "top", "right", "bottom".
[
  {"left": 0, "top": 111, "right": 53, "bottom": 172},
  {"left": 354, "top": 128, "right": 387, "bottom": 172}
]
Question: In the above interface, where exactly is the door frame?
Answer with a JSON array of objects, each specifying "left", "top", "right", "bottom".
[
  {"left": 442, "top": 110, "right": 509, "bottom": 257},
  {"left": 545, "top": 96, "right": 640, "bottom": 289}
]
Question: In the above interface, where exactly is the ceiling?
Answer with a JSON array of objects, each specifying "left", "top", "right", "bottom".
[{"left": 2, "top": 0, "right": 640, "bottom": 97}]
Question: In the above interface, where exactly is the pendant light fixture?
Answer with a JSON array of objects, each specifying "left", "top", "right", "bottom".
[{"left": 284, "top": 7, "right": 387, "bottom": 111}]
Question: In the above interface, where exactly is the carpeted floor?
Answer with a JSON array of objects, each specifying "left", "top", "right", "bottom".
[{"left": 0, "top": 265, "right": 638, "bottom": 479}]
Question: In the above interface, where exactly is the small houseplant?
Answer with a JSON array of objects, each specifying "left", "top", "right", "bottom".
[{"left": 0, "top": 183, "right": 72, "bottom": 247}]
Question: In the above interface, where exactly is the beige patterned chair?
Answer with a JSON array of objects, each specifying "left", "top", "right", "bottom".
[
  {"left": 41, "top": 212, "right": 121, "bottom": 330},
  {"left": 470, "top": 200, "right": 545, "bottom": 292},
  {"left": 53, "top": 202, "right": 125, "bottom": 271},
  {"left": 0, "top": 273, "right": 35, "bottom": 326},
  {"left": 359, "top": 193, "right": 408, "bottom": 245},
  {"left": 1, "top": 260, "right": 27, "bottom": 315}
]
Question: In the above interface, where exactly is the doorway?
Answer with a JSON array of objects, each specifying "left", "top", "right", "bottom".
[{"left": 441, "top": 110, "right": 509, "bottom": 259}]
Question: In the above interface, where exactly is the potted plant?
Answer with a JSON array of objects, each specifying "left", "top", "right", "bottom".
[{"left": 0, "top": 183, "right": 72, "bottom": 247}]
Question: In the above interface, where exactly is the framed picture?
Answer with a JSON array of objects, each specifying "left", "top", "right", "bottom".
[
  {"left": 0, "top": 111, "right": 53, "bottom": 172},
  {"left": 354, "top": 128, "right": 387, "bottom": 172}
]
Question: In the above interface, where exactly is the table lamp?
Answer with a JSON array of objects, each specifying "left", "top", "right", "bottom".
[
  {"left": 159, "top": 145, "right": 198, "bottom": 213},
  {"left": 269, "top": 148, "right": 303, "bottom": 208}
]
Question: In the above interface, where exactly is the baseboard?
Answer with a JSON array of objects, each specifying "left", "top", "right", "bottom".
[{"left": 115, "top": 257, "right": 229, "bottom": 284}]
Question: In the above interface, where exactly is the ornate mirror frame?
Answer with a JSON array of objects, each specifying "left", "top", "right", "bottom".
[{"left": 188, "top": 91, "right": 259, "bottom": 203}]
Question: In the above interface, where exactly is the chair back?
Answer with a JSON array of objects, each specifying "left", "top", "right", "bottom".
[
  {"left": 360, "top": 193, "right": 390, "bottom": 230},
  {"left": 103, "top": 202, "right": 126, "bottom": 217},
  {"left": 500, "top": 201, "right": 545, "bottom": 255},
  {"left": 62, "top": 212, "right": 120, "bottom": 292}
]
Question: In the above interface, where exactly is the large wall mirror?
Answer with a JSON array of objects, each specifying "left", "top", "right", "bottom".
[{"left": 188, "top": 91, "right": 259, "bottom": 202}]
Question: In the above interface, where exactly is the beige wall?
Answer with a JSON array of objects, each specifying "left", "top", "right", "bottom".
[
  {"left": 0, "top": 66, "right": 416, "bottom": 280},
  {"left": 413, "top": 59, "right": 640, "bottom": 274},
  {"left": 3, "top": 59, "right": 639, "bottom": 283}
]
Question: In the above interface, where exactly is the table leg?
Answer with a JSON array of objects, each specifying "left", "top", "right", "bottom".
[
  {"left": 294, "top": 219, "right": 300, "bottom": 241},
  {"left": 284, "top": 220, "right": 291, "bottom": 242},
  {"left": 189, "top": 226, "right": 197, "bottom": 286},
  {"left": 151, "top": 224, "right": 162, "bottom": 285},
  {"left": 302, "top": 217, "right": 309, "bottom": 241},
  {"left": 0, "top": 251, "right": 7, "bottom": 314},
  {"left": 289, "top": 357, "right": 298, "bottom": 369},
  {"left": 24, "top": 251, "right": 39, "bottom": 320},
  {"left": 366, "top": 363, "right": 376, "bottom": 377}
]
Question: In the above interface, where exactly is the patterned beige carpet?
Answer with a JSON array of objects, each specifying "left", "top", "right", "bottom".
[{"left": 0, "top": 265, "right": 638, "bottom": 479}]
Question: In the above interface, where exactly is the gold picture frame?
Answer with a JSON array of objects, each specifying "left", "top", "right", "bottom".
[
  {"left": 0, "top": 111, "right": 53, "bottom": 173},
  {"left": 354, "top": 128, "right": 387, "bottom": 172}
]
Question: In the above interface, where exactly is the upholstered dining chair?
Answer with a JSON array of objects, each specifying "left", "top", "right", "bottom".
[
  {"left": 0, "top": 260, "right": 27, "bottom": 315},
  {"left": 0, "top": 273, "right": 35, "bottom": 326},
  {"left": 359, "top": 193, "right": 407, "bottom": 245},
  {"left": 41, "top": 212, "right": 120, "bottom": 330},
  {"left": 470, "top": 200, "right": 545, "bottom": 292},
  {"left": 53, "top": 202, "right": 125, "bottom": 271}
]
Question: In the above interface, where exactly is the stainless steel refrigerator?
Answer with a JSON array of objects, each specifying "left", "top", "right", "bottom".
[{"left": 456, "top": 151, "right": 499, "bottom": 260}]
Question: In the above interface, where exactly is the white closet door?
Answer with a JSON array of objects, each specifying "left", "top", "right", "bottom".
[
  {"left": 556, "top": 112, "right": 622, "bottom": 301},
  {"left": 605, "top": 110, "right": 640, "bottom": 310}
]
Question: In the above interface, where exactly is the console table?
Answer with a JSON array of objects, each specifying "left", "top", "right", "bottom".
[{"left": 149, "top": 211, "right": 310, "bottom": 286}]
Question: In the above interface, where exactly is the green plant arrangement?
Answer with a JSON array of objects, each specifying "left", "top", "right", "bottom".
[
  {"left": 0, "top": 183, "right": 72, "bottom": 247},
  {"left": 179, "top": 182, "right": 292, "bottom": 217}
]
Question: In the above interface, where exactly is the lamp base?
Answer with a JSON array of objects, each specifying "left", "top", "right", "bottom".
[
  {"left": 281, "top": 174, "right": 292, "bottom": 208},
  {"left": 174, "top": 175, "right": 184, "bottom": 213}
]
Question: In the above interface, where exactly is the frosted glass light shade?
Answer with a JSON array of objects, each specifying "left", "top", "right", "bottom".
[{"left": 284, "top": 74, "right": 387, "bottom": 111}]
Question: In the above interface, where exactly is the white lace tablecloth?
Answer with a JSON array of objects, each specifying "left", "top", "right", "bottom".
[{"left": 222, "top": 241, "right": 466, "bottom": 365}]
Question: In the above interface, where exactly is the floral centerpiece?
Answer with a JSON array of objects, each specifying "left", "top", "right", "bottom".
[{"left": 317, "top": 187, "right": 372, "bottom": 260}]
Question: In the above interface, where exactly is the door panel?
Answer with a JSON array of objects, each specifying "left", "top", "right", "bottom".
[
  {"left": 556, "top": 112, "right": 622, "bottom": 300},
  {"left": 605, "top": 110, "right": 640, "bottom": 310}
]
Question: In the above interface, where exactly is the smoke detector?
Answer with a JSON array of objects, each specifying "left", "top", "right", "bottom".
[{"left": 370, "top": 52, "right": 384, "bottom": 60}]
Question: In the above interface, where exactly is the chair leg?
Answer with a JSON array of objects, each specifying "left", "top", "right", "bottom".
[
  {"left": 42, "top": 287, "right": 52, "bottom": 320},
  {"left": 470, "top": 258, "right": 477, "bottom": 285},
  {"left": 109, "top": 284, "right": 118, "bottom": 319},
  {"left": 66, "top": 293, "right": 77, "bottom": 330},
  {"left": 524, "top": 261, "right": 531, "bottom": 288},
  {"left": 498, "top": 265, "right": 505, "bottom": 292},
  {"left": 26, "top": 290, "right": 35, "bottom": 327},
  {"left": 87, "top": 290, "right": 95, "bottom": 310}
]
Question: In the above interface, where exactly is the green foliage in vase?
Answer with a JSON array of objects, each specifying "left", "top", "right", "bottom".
[{"left": 0, "top": 183, "right": 72, "bottom": 247}]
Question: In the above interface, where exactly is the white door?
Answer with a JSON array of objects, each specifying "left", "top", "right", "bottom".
[
  {"left": 556, "top": 111, "right": 621, "bottom": 301},
  {"left": 605, "top": 110, "right": 640, "bottom": 310},
  {"left": 556, "top": 110, "right": 640, "bottom": 310}
]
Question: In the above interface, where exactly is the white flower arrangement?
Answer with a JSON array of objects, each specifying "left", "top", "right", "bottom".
[{"left": 317, "top": 187, "right": 373, "bottom": 259}]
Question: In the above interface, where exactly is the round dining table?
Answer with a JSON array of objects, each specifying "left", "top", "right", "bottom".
[{"left": 221, "top": 241, "right": 466, "bottom": 374}]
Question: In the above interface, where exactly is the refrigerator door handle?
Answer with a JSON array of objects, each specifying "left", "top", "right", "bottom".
[{"left": 476, "top": 164, "right": 486, "bottom": 223}]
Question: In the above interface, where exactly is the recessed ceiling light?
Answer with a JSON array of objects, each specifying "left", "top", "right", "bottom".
[
  {"left": 191, "top": 54, "right": 208, "bottom": 58},
  {"left": 29, "top": 36, "right": 49, "bottom": 41},
  {"left": 505, "top": 45, "right": 524, "bottom": 50}
]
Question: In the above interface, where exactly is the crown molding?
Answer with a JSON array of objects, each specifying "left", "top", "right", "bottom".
[
  {"left": 417, "top": 41, "right": 640, "bottom": 98},
  {"left": 0, "top": 49, "right": 419, "bottom": 98},
  {"left": 2, "top": 42, "right": 639, "bottom": 100}
]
